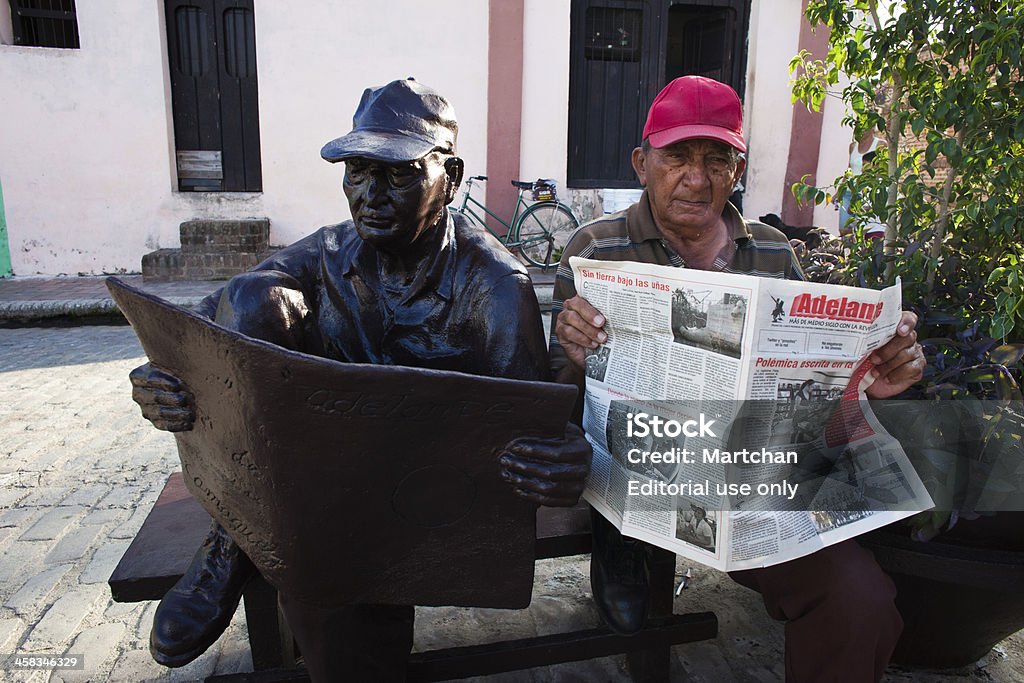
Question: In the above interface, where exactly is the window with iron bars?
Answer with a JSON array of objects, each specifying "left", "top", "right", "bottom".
[
  {"left": 8, "top": 0, "right": 79, "bottom": 49},
  {"left": 583, "top": 6, "right": 641, "bottom": 62}
]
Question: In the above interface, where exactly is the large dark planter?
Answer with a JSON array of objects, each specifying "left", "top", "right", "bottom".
[{"left": 860, "top": 523, "right": 1024, "bottom": 669}]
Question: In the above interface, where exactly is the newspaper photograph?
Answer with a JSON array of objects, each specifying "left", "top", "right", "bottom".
[{"left": 571, "top": 256, "right": 934, "bottom": 571}]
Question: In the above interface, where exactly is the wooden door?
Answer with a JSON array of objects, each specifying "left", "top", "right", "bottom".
[
  {"left": 567, "top": 0, "right": 750, "bottom": 189},
  {"left": 665, "top": 1, "right": 749, "bottom": 98},
  {"left": 567, "top": 0, "right": 665, "bottom": 188},
  {"left": 165, "top": 0, "right": 262, "bottom": 192}
]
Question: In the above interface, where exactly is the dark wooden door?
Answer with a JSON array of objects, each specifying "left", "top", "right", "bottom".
[
  {"left": 665, "top": 1, "right": 748, "bottom": 97},
  {"left": 165, "top": 0, "right": 262, "bottom": 192},
  {"left": 567, "top": 0, "right": 750, "bottom": 188},
  {"left": 567, "top": 0, "right": 665, "bottom": 188}
]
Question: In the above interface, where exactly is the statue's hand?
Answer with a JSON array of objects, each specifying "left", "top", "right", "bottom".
[
  {"left": 499, "top": 423, "right": 591, "bottom": 507},
  {"left": 129, "top": 363, "right": 196, "bottom": 432}
]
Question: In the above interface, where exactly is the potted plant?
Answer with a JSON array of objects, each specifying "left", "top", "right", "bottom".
[{"left": 789, "top": 0, "right": 1024, "bottom": 667}]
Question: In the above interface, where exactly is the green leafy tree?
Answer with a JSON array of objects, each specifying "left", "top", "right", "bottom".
[
  {"left": 790, "top": 0, "right": 1024, "bottom": 341},
  {"left": 791, "top": 1, "right": 1024, "bottom": 541}
]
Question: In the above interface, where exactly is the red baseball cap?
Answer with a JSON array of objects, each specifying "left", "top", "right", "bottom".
[{"left": 642, "top": 76, "right": 746, "bottom": 153}]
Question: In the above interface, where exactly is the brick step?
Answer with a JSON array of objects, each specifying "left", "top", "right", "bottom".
[
  {"left": 143, "top": 218, "right": 275, "bottom": 282},
  {"left": 180, "top": 218, "right": 270, "bottom": 255}
]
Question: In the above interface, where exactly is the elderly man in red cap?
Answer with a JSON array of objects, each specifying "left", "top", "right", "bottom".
[
  {"left": 551, "top": 75, "right": 925, "bottom": 681},
  {"left": 130, "top": 78, "right": 591, "bottom": 680}
]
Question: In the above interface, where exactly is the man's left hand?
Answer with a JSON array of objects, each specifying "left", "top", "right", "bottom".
[
  {"left": 865, "top": 311, "right": 925, "bottom": 399},
  {"left": 499, "top": 423, "right": 592, "bottom": 507}
]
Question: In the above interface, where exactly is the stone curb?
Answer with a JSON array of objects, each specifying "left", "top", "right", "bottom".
[
  {"left": 0, "top": 286, "right": 554, "bottom": 325},
  {"left": 0, "top": 298, "right": 206, "bottom": 324}
]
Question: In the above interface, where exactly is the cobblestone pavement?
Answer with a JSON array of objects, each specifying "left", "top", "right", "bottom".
[
  {"left": 0, "top": 326, "right": 253, "bottom": 683},
  {"left": 0, "top": 326, "right": 1022, "bottom": 682}
]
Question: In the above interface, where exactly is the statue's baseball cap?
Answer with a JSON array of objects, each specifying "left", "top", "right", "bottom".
[
  {"left": 642, "top": 76, "right": 746, "bottom": 153},
  {"left": 321, "top": 78, "right": 458, "bottom": 164}
]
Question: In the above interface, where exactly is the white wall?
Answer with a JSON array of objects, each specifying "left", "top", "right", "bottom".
[
  {"left": 742, "top": 0, "right": 803, "bottom": 222},
  {"left": 813, "top": 83, "right": 852, "bottom": 232},
  {"left": 744, "top": 0, "right": 851, "bottom": 228},
  {"left": 0, "top": 1, "right": 490, "bottom": 275},
  {"left": 1, "top": 0, "right": 854, "bottom": 275},
  {"left": 519, "top": 0, "right": 572, "bottom": 189},
  {"left": 251, "top": 1, "right": 490, "bottom": 247},
  {"left": 0, "top": 2, "right": 175, "bottom": 275}
]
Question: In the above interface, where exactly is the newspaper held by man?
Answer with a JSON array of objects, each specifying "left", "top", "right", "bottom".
[{"left": 571, "top": 256, "right": 933, "bottom": 571}]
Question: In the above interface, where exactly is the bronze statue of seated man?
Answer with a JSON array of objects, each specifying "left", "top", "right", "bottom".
[{"left": 129, "top": 78, "right": 591, "bottom": 681}]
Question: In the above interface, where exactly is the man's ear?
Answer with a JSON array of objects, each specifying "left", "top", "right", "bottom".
[
  {"left": 631, "top": 147, "right": 647, "bottom": 187},
  {"left": 444, "top": 156, "right": 465, "bottom": 204},
  {"left": 732, "top": 156, "right": 747, "bottom": 190}
]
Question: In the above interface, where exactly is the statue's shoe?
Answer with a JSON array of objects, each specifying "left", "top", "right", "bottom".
[
  {"left": 150, "top": 521, "right": 257, "bottom": 667},
  {"left": 589, "top": 507, "right": 650, "bottom": 635}
]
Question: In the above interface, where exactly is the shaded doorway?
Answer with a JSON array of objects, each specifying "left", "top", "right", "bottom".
[
  {"left": 567, "top": 0, "right": 750, "bottom": 189},
  {"left": 165, "top": 0, "right": 262, "bottom": 192}
]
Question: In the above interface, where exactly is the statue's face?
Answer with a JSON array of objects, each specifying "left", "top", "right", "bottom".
[{"left": 343, "top": 152, "right": 458, "bottom": 252}]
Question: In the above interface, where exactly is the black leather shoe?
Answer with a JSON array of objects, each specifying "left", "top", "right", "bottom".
[
  {"left": 589, "top": 507, "right": 650, "bottom": 634},
  {"left": 150, "top": 521, "right": 256, "bottom": 667}
]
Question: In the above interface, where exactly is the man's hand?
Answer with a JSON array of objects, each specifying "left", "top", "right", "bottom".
[
  {"left": 499, "top": 423, "right": 592, "bottom": 507},
  {"left": 865, "top": 311, "right": 925, "bottom": 399},
  {"left": 129, "top": 363, "right": 196, "bottom": 432},
  {"left": 554, "top": 296, "right": 608, "bottom": 372}
]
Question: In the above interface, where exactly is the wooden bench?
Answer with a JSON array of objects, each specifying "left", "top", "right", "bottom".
[{"left": 109, "top": 473, "right": 717, "bottom": 681}]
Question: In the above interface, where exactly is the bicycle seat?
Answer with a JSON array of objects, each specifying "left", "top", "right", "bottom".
[
  {"left": 511, "top": 180, "right": 533, "bottom": 189},
  {"left": 470, "top": 175, "right": 488, "bottom": 181}
]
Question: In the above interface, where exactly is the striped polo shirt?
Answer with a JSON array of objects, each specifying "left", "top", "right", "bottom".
[{"left": 549, "top": 191, "right": 804, "bottom": 375}]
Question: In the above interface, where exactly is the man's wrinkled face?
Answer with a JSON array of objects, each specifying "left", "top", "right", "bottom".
[
  {"left": 632, "top": 139, "right": 745, "bottom": 238},
  {"left": 343, "top": 151, "right": 460, "bottom": 251}
]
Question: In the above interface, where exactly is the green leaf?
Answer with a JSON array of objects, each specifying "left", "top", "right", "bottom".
[
  {"left": 791, "top": 0, "right": 1024, "bottom": 340},
  {"left": 991, "top": 317, "right": 1009, "bottom": 340},
  {"left": 988, "top": 267, "right": 1007, "bottom": 285},
  {"left": 990, "top": 344, "right": 1024, "bottom": 367}
]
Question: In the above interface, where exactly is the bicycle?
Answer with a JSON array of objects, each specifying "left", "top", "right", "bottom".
[{"left": 451, "top": 175, "right": 579, "bottom": 269}]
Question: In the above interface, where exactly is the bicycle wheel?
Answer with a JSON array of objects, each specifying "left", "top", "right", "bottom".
[{"left": 514, "top": 202, "right": 579, "bottom": 269}]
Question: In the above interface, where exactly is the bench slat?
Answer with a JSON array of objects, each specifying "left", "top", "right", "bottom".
[
  {"left": 205, "top": 614, "right": 719, "bottom": 683},
  {"left": 110, "top": 475, "right": 595, "bottom": 602},
  {"left": 406, "top": 614, "right": 717, "bottom": 681},
  {"left": 109, "top": 472, "right": 211, "bottom": 602},
  {"left": 112, "top": 474, "right": 717, "bottom": 681}
]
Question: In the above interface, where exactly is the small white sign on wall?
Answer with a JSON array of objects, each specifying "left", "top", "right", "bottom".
[{"left": 602, "top": 188, "right": 644, "bottom": 214}]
